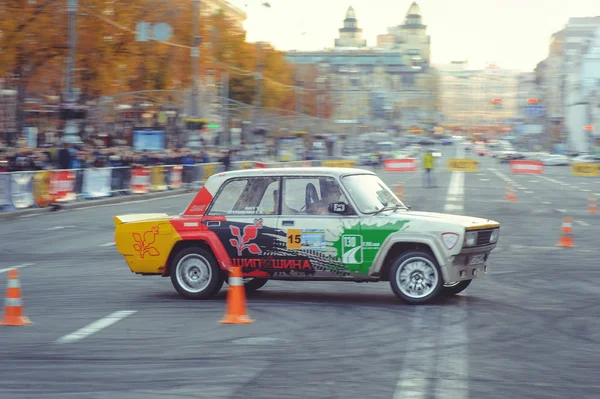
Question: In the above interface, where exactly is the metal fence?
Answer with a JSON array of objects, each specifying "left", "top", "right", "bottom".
[{"left": 0, "top": 159, "right": 358, "bottom": 213}]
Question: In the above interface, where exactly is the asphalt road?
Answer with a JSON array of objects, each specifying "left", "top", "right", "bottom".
[{"left": 1, "top": 145, "right": 600, "bottom": 399}]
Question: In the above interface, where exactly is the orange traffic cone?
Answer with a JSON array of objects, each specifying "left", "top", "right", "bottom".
[
  {"left": 588, "top": 195, "right": 597, "bottom": 214},
  {"left": 556, "top": 217, "right": 575, "bottom": 248},
  {"left": 220, "top": 266, "right": 254, "bottom": 324},
  {"left": 0, "top": 269, "right": 32, "bottom": 326},
  {"left": 395, "top": 184, "right": 404, "bottom": 200},
  {"left": 505, "top": 185, "right": 517, "bottom": 202}
]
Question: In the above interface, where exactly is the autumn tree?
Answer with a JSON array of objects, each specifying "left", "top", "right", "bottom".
[
  {"left": 0, "top": 0, "right": 67, "bottom": 138},
  {"left": 294, "top": 64, "right": 334, "bottom": 119},
  {"left": 0, "top": 0, "right": 300, "bottom": 140}
]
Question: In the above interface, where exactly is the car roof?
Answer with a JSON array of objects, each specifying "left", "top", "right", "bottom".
[{"left": 211, "top": 167, "right": 377, "bottom": 179}]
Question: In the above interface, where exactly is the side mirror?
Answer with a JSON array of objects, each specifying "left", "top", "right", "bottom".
[{"left": 328, "top": 201, "right": 347, "bottom": 214}]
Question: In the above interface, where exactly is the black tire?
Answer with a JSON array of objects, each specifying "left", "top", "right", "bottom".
[
  {"left": 441, "top": 280, "right": 472, "bottom": 296},
  {"left": 169, "top": 246, "right": 224, "bottom": 299},
  {"left": 389, "top": 250, "right": 443, "bottom": 305},
  {"left": 225, "top": 276, "right": 269, "bottom": 293}
]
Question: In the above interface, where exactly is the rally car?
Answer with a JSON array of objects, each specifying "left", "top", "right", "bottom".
[{"left": 114, "top": 167, "right": 500, "bottom": 304}]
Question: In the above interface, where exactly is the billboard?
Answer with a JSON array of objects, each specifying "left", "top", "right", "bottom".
[{"left": 132, "top": 129, "right": 165, "bottom": 151}]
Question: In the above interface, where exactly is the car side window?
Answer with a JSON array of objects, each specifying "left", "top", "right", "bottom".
[
  {"left": 208, "top": 177, "right": 280, "bottom": 215},
  {"left": 282, "top": 177, "right": 351, "bottom": 216}
]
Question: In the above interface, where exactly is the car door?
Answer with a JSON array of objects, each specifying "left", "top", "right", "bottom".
[
  {"left": 203, "top": 176, "right": 281, "bottom": 276},
  {"left": 275, "top": 176, "right": 364, "bottom": 279}
]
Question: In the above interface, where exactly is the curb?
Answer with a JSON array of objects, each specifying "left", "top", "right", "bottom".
[{"left": 0, "top": 188, "right": 198, "bottom": 221}]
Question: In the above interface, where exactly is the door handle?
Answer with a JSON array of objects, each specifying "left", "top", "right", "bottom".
[
  {"left": 282, "top": 220, "right": 294, "bottom": 226},
  {"left": 205, "top": 221, "right": 221, "bottom": 227}
]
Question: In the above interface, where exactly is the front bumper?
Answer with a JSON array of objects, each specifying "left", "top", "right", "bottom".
[{"left": 445, "top": 243, "right": 497, "bottom": 282}]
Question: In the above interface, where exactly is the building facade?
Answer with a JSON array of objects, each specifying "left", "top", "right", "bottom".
[
  {"left": 536, "top": 17, "right": 600, "bottom": 152},
  {"left": 285, "top": 2, "right": 439, "bottom": 134},
  {"left": 437, "top": 62, "right": 519, "bottom": 133}
]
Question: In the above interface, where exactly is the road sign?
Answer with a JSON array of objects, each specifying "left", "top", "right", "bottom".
[
  {"left": 447, "top": 158, "right": 479, "bottom": 172},
  {"left": 135, "top": 22, "right": 150, "bottom": 42},
  {"left": 523, "top": 105, "right": 545, "bottom": 117},
  {"left": 151, "top": 22, "right": 173, "bottom": 41}
]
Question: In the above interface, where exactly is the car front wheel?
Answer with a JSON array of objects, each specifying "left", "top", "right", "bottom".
[
  {"left": 389, "top": 251, "right": 443, "bottom": 304},
  {"left": 170, "top": 247, "right": 224, "bottom": 299},
  {"left": 441, "top": 280, "right": 472, "bottom": 296}
]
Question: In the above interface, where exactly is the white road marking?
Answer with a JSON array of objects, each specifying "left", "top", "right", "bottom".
[
  {"left": 99, "top": 242, "right": 116, "bottom": 247},
  {"left": 443, "top": 146, "right": 465, "bottom": 214},
  {"left": 56, "top": 310, "right": 137, "bottom": 344},
  {"left": 529, "top": 180, "right": 539, "bottom": 183},
  {"left": 555, "top": 209, "right": 566, "bottom": 213},
  {"left": 539, "top": 175, "right": 562, "bottom": 185},
  {"left": 394, "top": 307, "right": 437, "bottom": 399},
  {"left": 479, "top": 178, "right": 490, "bottom": 182},
  {"left": 581, "top": 189, "right": 591, "bottom": 192},
  {"left": 580, "top": 182, "right": 589, "bottom": 185},
  {"left": 45, "top": 225, "right": 75, "bottom": 231},
  {"left": 524, "top": 191, "right": 533, "bottom": 194},
  {"left": 576, "top": 220, "right": 590, "bottom": 226},
  {"left": 69, "top": 193, "right": 192, "bottom": 212},
  {"left": 18, "top": 213, "right": 38, "bottom": 219},
  {"left": 434, "top": 297, "right": 469, "bottom": 399},
  {"left": 444, "top": 172, "right": 465, "bottom": 214},
  {"left": 0, "top": 263, "right": 36, "bottom": 274},
  {"left": 542, "top": 201, "right": 552, "bottom": 205}
]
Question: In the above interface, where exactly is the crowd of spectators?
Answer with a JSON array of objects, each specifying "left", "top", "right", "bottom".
[{"left": 0, "top": 139, "right": 244, "bottom": 173}]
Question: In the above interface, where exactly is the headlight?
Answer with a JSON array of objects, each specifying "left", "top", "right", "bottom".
[
  {"left": 490, "top": 229, "right": 499, "bottom": 243},
  {"left": 441, "top": 233, "right": 459, "bottom": 250},
  {"left": 464, "top": 231, "right": 477, "bottom": 247}
]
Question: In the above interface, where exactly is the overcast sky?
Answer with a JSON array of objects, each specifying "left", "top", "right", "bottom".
[{"left": 229, "top": 0, "right": 600, "bottom": 71}]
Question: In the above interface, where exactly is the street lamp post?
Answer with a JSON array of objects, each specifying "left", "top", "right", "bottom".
[
  {"left": 63, "top": 0, "right": 79, "bottom": 143},
  {"left": 191, "top": 0, "right": 200, "bottom": 117}
]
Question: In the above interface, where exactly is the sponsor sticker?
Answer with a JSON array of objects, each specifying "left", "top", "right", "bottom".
[{"left": 341, "top": 234, "right": 363, "bottom": 264}]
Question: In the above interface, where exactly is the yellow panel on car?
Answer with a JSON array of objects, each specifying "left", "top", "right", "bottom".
[{"left": 115, "top": 220, "right": 180, "bottom": 274}]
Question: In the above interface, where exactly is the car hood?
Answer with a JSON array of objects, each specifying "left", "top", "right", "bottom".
[{"left": 383, "top": 210, "right": 499, "bottom": 230}]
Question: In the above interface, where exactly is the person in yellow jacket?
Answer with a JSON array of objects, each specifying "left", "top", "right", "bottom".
[{"left": 423, "top": 150, "right": 436, "bottom": 188}]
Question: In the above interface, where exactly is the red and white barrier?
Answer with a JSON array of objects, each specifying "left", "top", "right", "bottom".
[
  {"left": 384, "top": 158, "right": 418, "bottom": 172},
  {"left": 509, "top": 160, "right": 544, "bottom": 174},
  {"left": 49, "top": 171, "right": 76, "bottom": 202},
  {"left": 170, "top": 166, "right": 183, "bottom": 189},
  {"left": 130, "top": 167, "right": 151, "bottom": 193}
]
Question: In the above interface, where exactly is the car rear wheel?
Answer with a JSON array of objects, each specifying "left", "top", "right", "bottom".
[
  {"left": 389, "top": 251, "right": 443, "bottom": 305},
  {"left": 224, "top": 276, "right": 269, "bottom": 293},
  {"left": 170, "top": 247, "right": 223, "bottom": 299},
  {"left": 441, "top": 280, "right": 472, "bottom": 296}
]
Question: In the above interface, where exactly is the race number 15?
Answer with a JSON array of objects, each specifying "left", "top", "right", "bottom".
[{"left": 287, "top": 229, "right": 302, "bottom": 249}]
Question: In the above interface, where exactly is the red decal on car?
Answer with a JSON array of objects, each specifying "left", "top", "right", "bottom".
[
  {"left": 230, "top": 219, "right": 263, "bottom": 256},
  {"left": 132, "top": 226, "right": 160, "bottom": 259},
  {"left": 184, "top": 186, "right": 213, "bottom": 215}
]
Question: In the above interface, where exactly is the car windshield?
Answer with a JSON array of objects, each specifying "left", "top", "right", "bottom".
[{"left": 341, "top": 174, "right": 406, "bottom": 214}]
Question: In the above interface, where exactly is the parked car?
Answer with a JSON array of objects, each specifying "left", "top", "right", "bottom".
[
  {"left": 540, "top": 154, "right": 570, "bottom": 166},
  {"left": 114, "top": 167, "right": 500, "bottom": 304}
]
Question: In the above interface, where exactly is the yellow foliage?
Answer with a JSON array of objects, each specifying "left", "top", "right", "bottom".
[{"left": 0, "top": 0, "right": 296, "bottom": 112}]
